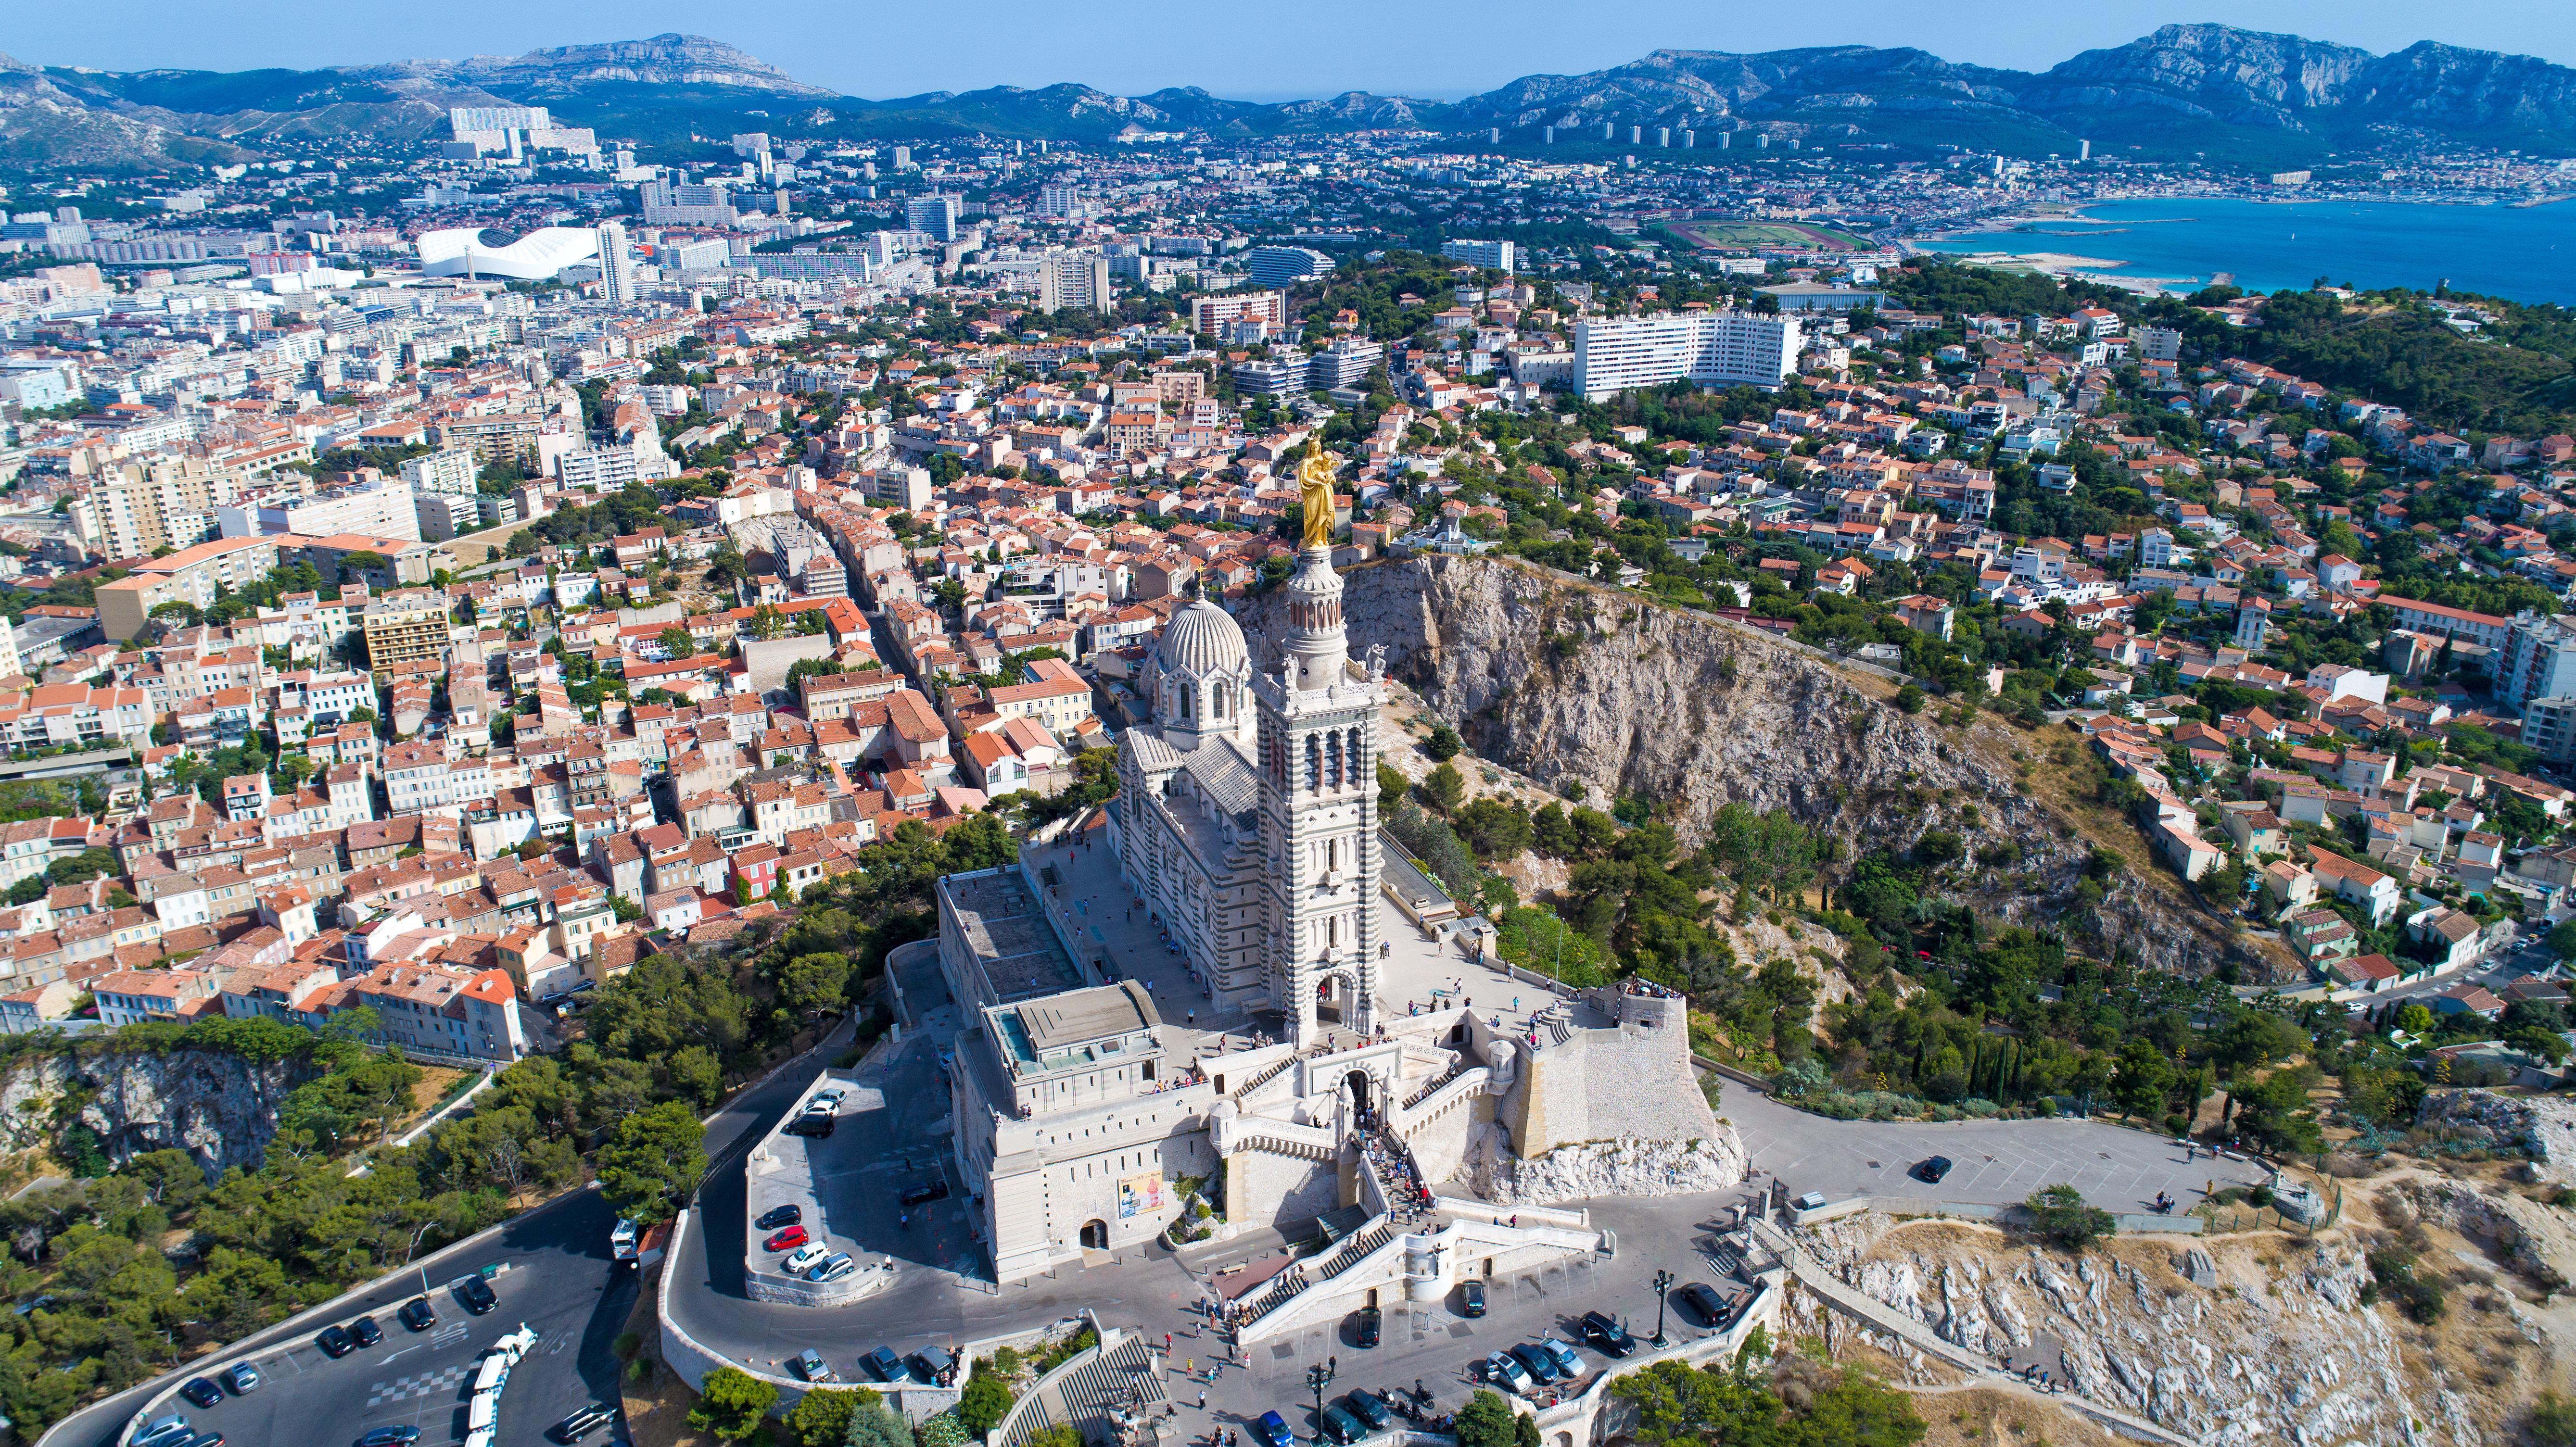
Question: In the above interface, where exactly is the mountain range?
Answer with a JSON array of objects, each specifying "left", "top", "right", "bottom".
[{"left": 5, "top": 25, "right": 2574, "bottom": 174}]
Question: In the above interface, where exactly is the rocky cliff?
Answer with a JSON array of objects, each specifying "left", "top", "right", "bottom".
[
  {"left": 1794, "top": 1214, "right": 2503, "bottom": 1445},
  {"left": 0, "top": 1044, "right": 317, "bottom": 1180},
  {"left": 1247, "top": 554, "right": 2262, "bottom": 978}
]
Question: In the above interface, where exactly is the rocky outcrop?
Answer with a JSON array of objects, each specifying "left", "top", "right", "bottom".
[
  {"left": 0, "top": 1045, "right": 317, "bottom": 1180},
  {"left": 1799, "top": 1213, "right": 2476, "bottom": 1444},
  {"left": 2385, "top": 1173, "right": 2576, "bottom": 1291},
  {"left": 1466, "top": 1131, "right": 1747, "bottom": 1205},
  {"left": 2417, "top": 1088, "right": 2576, "bottom": 1183},
  {"left": 1252, "top": 555, "right": 2261, "bottom": 978}
]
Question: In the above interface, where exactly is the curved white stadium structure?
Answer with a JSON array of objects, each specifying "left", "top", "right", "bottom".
[{"left": 417, "top": 226, "right": 599, "bottom": 279}]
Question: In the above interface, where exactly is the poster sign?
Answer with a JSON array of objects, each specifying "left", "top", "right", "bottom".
[{"left": 1117, "top": 1173, "right": 1167, "bottom": 1220}]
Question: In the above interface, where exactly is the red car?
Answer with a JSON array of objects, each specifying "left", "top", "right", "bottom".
[{"left": 764, "top": 1226, "right": 809, "bottom": 1252}]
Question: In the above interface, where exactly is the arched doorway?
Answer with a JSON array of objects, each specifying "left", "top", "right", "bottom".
[
  {"left": 1345, "top": 1069, "right": 1373, "bottom": 1128},
  {"left": 1316, "top": 975, "right": 1344, "bottom": 1024},
  {"left": 1080, "top": 1219, "right": 1109, "bottom": 1250}
]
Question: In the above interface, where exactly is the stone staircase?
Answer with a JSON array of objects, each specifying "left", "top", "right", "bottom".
[
  {"left": 1235, "top": 1130, "right": 1338, "bottom": 1163},
  {"left": 1231, "top": 1055, "right": 1295, "bottom": 1097},
  {"left": 1403, "top": 1059, "right": 1469, "bottom": 1109},
  {"left": 1317, "top": 1223, "right": 1394, "bottom": 1280}
]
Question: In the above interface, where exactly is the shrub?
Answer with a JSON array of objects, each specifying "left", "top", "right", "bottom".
[
  {"left": 2023, "top": 1183, "right": 2114, "bottom": 1251},
  {"left": 689, "top": 1367, "right": 779, "bottom": 1441},
  {"left": 1894, "top": 685, "right": 1925, "bottom": 714}
]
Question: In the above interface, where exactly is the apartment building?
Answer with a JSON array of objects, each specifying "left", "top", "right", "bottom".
[
  {"left": 69, "top": 459, "right": 252, "bottom": 562},
  {"left": 1188, "top": 289, "right": 1286, "bottom": 337},
  {"left": 361, "top": 591, "right": 451, "bottom": 678},
  {"left": 1037, "top": 252, "right": 1113, "bottom": 314},
  {"left": 94, "top": 535, "right": 283, "bottom": 640},
  {"left": 1572, "top": 310, "right": 1803, "bottom": 400},
  {"left": 217, "top": 481, "right": 421, "bottom": 543}
]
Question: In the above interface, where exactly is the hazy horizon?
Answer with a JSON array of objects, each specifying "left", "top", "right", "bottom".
[{"left": 8, "top": 0, "right": 2570, "bottom": 104}]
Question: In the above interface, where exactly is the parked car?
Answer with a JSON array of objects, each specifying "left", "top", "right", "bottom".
[
  {"left": 1913, "top": 1156, "right": 1954, "bottom": 1184},
  {"left": 549, "top": 1403, "right": 617, "bottom": 1442},
  {"left": 783, "top": 1244, "right": 830, "bottom": 1275},
  {"left": 181, "top": 1434, "right": 225, "bottom": 1447},
  {"left": 317, "top": 1325, "right": 355, "bottom": 1358},
  {"left": 1538, "top": 1339, "right": 1582, "bottom": 1377},
  {"left": 1344, "top": 1390, "right": 1391, "bottom": 1430},
  {"left": 1459, "top": 1280, "right": 1487, "bottom": 1317},
  {"left": 220, "top": 1362, "right": 260, "bottom": 1394},
  {"left": 864, "top": 1345, "right": 908, "bottom": 1383},
  {"left": 397, "top": 1296, "right": 437, "bottom": 1332},
  {"left": 456, "top": 1275, "right": 497, "bottom": 1316},
  {"left": 794, "top": 1350, "right": 840, "bottom": 1384},
  {"left": 1676, "top": 1283, "right": 1729, "bottom": 1328},
  {"left": 1252, "top": 1411, "right": 1294, "bottom": 1447},
  {"left": 756, "top": 1205, "right": 803, "bottom": 1231},
  {"left": 180, "top": 1380, "right": 224, "bottom": 1409},
  {"left": 611, "top": 1219, "right": 640, "bottom": 1262},
  {"left": 356, "top": 1430, "right": 422, "bottom": 1447},
  {"left": 1578, "top": 1310, "right": 1636, "bottom": 1357},
  {"left": 764, "top": 1225, "right": 809, "bottom": 1252},
  {"left": 784, "top": 1114, "right": 835, "bottom": 1138},
  {"left": 1355, "top": 1306, "right": 1381, "bottom": 1348},
  {"left": 1318, "top": 1405, "right": 1364, "bottom": 1445},
  {"left": 1483, "top": 1351, "right": 1531, "bottom": 1391},
  {"left": 134, "top": 1416, "right": 190, "bottom": 1447},
  {"left": 900, "top": 1179, "right": 950, "bottom": 1207},
  {"left": 349, "top": 1316, "right": 382, "bottom": 1348},
  {"left": 1509, "top": 1343, "right": 1563, "bottom": 1384},
  {"left": 809, "top": 1253, "right": 858, "bottom": 1283}
]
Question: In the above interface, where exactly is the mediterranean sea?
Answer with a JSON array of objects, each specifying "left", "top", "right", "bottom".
[{"left": 1918, "top": 197, "right": 2576, "bottom": 305}]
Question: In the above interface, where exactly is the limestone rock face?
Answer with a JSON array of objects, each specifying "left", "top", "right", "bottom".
[
  {"left": 1798, "top": 1212, "right": 2474, "bottom": 1445},
  {"left": 1243, "top": 555, "right": 2266, "bottom": 980},
  {"left": 2418, "top": 1088, "right": 2576, "bottom": 1184},
  {"left": 1468, "top": 1131, "right": 1749, "bottom": 1205},
  {"left": 0, "top": 1046, "right": 317, "bottom": 1181}
]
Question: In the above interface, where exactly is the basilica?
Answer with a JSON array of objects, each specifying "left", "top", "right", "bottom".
[
  {"left": 1107, "top": 533, "right": 1386, "bottom": 1040},
  {"left": 930, "top": 544, "right": 1716, "bottom": 1306}
]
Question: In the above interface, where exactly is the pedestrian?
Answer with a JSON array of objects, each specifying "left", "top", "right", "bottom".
[
  {"left": 1199, "top": 1390, "right": 1207, "bottom": 1409},
  {"left": 1167, "top": 1333, "right": 1173, "bottom": 1354},
  {"left": 1186, "top": 1359, "right": 1193, "bottom": 1376}
]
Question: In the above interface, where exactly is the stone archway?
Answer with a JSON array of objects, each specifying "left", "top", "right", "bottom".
[
  {"left": 1080, "top": 1219, "right": 1109, "bottom": 1250},
  {"left": 1345, "top": 1069, "right": 1374, "bottom": 1128}
]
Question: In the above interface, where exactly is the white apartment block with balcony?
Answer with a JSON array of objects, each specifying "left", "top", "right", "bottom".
[{"left": 1573, "top": 310, "right": 1802, "bottom": 400}]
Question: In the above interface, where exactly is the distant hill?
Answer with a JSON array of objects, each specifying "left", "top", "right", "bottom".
[{"left": 8, "top": 25, "right": 2574, "bottom": 172}]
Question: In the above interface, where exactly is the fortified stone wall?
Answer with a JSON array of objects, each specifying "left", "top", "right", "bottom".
[{"left": 1506, "top": 1011, "right": 1717, "bottom": 1158}]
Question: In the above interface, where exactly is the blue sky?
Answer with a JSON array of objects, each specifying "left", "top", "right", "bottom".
[{"left": 9, "top": 0, "right": 2567, "bottom": 99}]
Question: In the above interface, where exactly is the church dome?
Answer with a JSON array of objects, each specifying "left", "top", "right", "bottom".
[{"left": 1156, "top": 600, "right": 1248, "bottom": 677}]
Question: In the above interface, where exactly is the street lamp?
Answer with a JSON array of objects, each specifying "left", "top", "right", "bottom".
[
  {"left": 1650, "top": 1269, "right": 1675, "bottom": 1348},
  {"left": 1306, "top": 1359, "right": 1338, "bottom": 1438}
]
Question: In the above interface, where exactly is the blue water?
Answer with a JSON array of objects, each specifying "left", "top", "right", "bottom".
[{"left": 1920, "top": 197, "right": 2576, "bottom": 305}]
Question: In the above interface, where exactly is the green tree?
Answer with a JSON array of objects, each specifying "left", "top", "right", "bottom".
[
  {"left": 689, "top": 1366, "right": 778, "bottom": 1440},
  {"left": 596, "top": 1101, "right": 707, "bottom": 1224},
  {"left": 1378, "top": 759, "right": 1411, "bottom": 813},
  {"left": 956, "top": 1373, "right": 1013, "bottom": 1434},
  {"left": 1425, "top": 761, "right": 1466, "bottom": 815},
  {"left": 1454, "top": 1389, "right": 1518, "bottom": 1447},
  {"left": 778, "top": 953, "right": 853, "bottom": 1019},
  {"left": 784, "top": 1386, "right": 876, "bottom": 1447},
  {"left": 1424, "top": 723, "right": 1463, "bottom": 761},
  {"left": 2550, "top": 918, "right": 2576, "bottom": 962},
  {"left": 2023, "top": 1183, "right": 2114, "bottom": 1251},
  {"left": 657, "top": 625, "right": 697, "bottom": 657},
  {"left": 1893, "top": 684, "right": 1925, "bottom": 714},
  {"left": 846, "top": 1401, "right": 914, "bottom": 1447}
]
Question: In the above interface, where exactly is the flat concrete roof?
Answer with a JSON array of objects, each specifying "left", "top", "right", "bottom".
[{"left": 1015, "top": 979, "right": 1157, "bottom": 1056}]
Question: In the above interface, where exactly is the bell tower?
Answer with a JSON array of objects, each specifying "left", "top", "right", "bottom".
[{"left": 1254, "top": 543, "right": 1383, "bottom": 1041}]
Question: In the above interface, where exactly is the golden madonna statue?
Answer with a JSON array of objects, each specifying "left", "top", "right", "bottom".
[{"left": 1296, "top": 446, "right": 1337, "bottom": 550}]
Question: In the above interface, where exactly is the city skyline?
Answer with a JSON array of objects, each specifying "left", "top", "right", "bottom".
[{"left": 7, "top": 0, "right": 2570, "bottom": 102}]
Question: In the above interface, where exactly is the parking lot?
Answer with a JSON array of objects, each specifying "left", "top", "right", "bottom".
[{"left": 1723, "top": 1084, "right": 2270, "bottom": 1211}]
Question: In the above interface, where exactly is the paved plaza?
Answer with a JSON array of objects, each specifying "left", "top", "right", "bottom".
[{"left": 1724, "top": 1084, "right": 2270, "bottom": 1213}]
